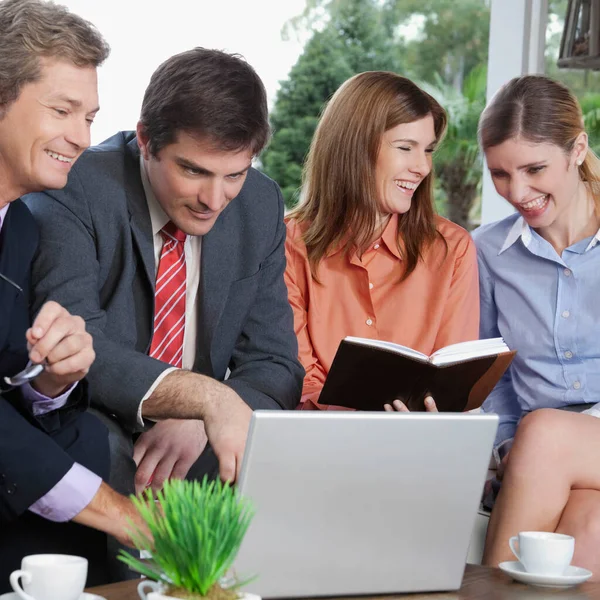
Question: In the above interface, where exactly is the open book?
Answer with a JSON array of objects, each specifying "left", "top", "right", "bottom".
[{"left": 318, "top": 337, "right": 516, "bottom": 412}]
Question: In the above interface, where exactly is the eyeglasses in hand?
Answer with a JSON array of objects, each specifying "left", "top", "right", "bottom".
[
  {"left": 0, "top": 273, "right": 41, "bottom": 389},
  {"left": 3, "top": 362, "right": 45, "bottom": 388}
]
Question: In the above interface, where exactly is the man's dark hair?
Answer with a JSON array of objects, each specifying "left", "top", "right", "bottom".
[{"left": 139, "top": 47, "right": 270, "bottom": 157}]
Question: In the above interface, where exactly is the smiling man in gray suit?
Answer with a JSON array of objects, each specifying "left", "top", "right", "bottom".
[{"left": 24, "top": 48, "right": 303, "bottom": 506}]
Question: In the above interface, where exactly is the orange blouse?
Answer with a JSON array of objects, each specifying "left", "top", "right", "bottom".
[{"left": 284, "top": 214, "right": 480, "bottom": 409}]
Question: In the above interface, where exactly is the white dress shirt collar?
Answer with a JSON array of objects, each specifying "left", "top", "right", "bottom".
[
  {"left": 140, "top": 156, "right": 170, "bottom": 237},
  {"left": 498, "top": 215, "right": 600, "bottom": 255},
  {"left": 0, "top": 203, "right": 10, "bottom": 233}
]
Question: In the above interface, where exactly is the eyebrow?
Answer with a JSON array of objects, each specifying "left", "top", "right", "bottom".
[
  {"left": 517, "top": 161, "right": 547, "bottom": 169},
  {"left": 490, "top": 161, "right": 547, "bottom": 173},
  {"left": 391, "top": 137, "right": 438, "bottom": 147},
  {"left": 50, "top": 94, "right": 100, "bottom": 115},
  {"left": 176, "top": 157, "right": 252, "bottom": 178}
]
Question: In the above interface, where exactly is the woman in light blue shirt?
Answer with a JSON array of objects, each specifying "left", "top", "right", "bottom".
[{"left": 473, "top": 75, "right": 600, "bottom": 576}]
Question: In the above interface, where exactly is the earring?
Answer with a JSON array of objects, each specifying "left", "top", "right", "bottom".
[{"left": 577, "top": 160, "right": 583, "bottom": 166}]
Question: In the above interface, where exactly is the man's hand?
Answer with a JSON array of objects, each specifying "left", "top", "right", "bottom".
[
  {"left": 141, "top": 372, "right": 253, "bottom": 484},
  {"left": 383, "top": 395, "right": 438, "bottom": 412},
  {"left": 133, "top": 419, "right": 208, "bottom": 494},
  {"left": 26, "top": 301, "right": 95, "bottom": 398},
  {"left": 110, "top": 495, "right": 152, "bottom": 549},
  {"left": 72, "top": 482, "right": 151, "bottom": 548},
  {"left": 202, "top": 389, "right": 252, "bottom": 483}
]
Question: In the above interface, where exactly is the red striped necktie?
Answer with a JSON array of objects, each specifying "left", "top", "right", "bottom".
[{"left": 149, "top": 221, "right": 187, "bottom": 367}]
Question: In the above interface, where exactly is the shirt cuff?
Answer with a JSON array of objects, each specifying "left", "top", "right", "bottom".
[
  {"left": 582, "top": 404, "right": 600, "bottom": 419},
  {"left": 136, "top": 367, "right": 178, "bottom": 427},
  {"left": 492, "top": 437, "right": 514, "bottom": 468},
  {"left": 21, "top": 381, "right": 78, "bottom": 416},
  {"left": 28, "top": 463, "right": 102, "bottom": 522}
]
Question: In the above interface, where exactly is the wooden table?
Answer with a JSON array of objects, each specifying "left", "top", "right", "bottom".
[{"left": 87, "top": 564, "right": 600, "bottom": 599}]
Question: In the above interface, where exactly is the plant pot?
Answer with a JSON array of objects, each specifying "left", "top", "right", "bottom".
[{"left": 138, "top": 580, "right": 261, "bottom": 600}]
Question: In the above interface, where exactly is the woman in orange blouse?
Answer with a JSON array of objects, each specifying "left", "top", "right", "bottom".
[{"left": 284, "top": 71, "right": 480, "bottom": 410}]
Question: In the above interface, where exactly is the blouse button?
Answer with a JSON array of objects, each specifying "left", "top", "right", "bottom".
[
  {"left": 564, "top": 351, "right": 573, "bottom": 359},
  {"left": 563, "top": 268, "right": 572, "bottom": 277},
  {"left": 573, "top": 381, "right": 581, "bottom": 390},
  {"left": 562, "top": 310, "right": 570, "bottom": 318}
]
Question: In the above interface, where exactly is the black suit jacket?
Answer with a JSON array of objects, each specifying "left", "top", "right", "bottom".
[
  {"left": 24, "top": 132, "right": 303, "bottom": 432},
  {"left": 0, "top": 200, "right": 88, "bottom": 521}
]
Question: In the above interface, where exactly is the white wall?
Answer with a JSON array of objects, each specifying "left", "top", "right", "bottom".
[{"left": 61, "top": 0, "right": 305, "bottom": 144}]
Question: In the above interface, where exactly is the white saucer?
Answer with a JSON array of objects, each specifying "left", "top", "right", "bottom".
[
  {"left": 499, "top": 561, "right": 593, "bottom": 588},
  {"left": 0, "top": 593, "right": 105, "bottom": 600}
]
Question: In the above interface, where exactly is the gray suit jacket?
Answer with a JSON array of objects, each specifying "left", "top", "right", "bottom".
[{"left": 24, "top": 132, "right": 303, "bottom": 432}]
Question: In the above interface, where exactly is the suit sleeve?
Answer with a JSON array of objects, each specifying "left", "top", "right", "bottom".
[
  {"left": 222, "top": 182, "right": 304, "bottom": 410},
  {"left": 24, "top": 174, "right": 170, "bottom": 433},
  {"left": 0, "top": 395, "right": 75, "bottom": 521},
  {"left": 433, "top": 234, "right": 480, "bottom": 350},
  {"left": 0, "top": 217, "right": 91, "bottom": 521},
  {"left": 1, "top": 249, "right": 88, "bottom": 434}
]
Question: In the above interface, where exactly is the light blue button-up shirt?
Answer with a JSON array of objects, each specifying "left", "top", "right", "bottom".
[{"left": 472, "top": 213, "right": 600, "bottom": 448}]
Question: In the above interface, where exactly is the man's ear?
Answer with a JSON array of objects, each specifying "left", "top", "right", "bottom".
[{"left": 136, "top": 121, "right": 151, "bottom": 160}]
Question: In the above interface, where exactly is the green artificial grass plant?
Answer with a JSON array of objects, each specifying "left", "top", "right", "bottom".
[{"left": 119, "top": 477, "right": 254, "bottom": 599}]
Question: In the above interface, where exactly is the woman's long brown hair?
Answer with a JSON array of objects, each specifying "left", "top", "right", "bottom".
[{"left": 290, "top": 70, "right": 448, "bottom": 280}]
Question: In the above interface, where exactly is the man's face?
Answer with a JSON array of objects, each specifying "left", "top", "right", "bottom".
[
  {"left": 0, "top": 57, "right": 99, "bottom": 201},
  {"left": 138, "top": 125, "right": 254, "bottom": 237}
]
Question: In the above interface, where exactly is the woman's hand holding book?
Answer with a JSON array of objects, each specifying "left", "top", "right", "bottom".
[{"left": 384, "top": 395, "right": 438, "bottom": 412}]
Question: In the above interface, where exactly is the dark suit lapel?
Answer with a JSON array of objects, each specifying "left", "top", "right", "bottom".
[
  {"left": 0, "top": 200, "right": 32, "bottom": 287},
  {"left": 0, "top": 200, "right": 35, "bottom": 366},
  {"left": 124, "top": 138, "right": 155, "bottom": 290},
  {"left": 198, "top": 211, "right": 234, "bottom": 371}
]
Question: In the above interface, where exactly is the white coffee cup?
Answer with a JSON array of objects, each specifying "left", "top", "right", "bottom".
[
  {"left": 138, "top": 580, "right": 169, "bottom": 600},
  {"left": 509, "top": 531, "right": 574, "bottom": 575},
  {"left": 10, "top": 554, "right": 88, "bottom": 600}
]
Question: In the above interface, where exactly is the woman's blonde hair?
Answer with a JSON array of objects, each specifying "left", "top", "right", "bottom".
[
  {"left": 290, "top": 71, "right": 447, "bottom": 280},
  {"left": 478, "top": 75, "right": 600, "bottom": 189}
]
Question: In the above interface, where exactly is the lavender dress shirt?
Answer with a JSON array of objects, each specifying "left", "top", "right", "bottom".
[{"left": 0, "top": 204, "right": 101, "bottom": 521}]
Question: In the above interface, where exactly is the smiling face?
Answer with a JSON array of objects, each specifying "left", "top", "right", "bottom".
[
  {"left": 485, "top": 135, "right": 587, "bottom": 229},
  {"left": 0, "top": 57, "right": 99, "bottom": 203},
  {"left": 374, "top": 115, "right": 436, "bottom": 218},
  {"left": 138, "top": 124, "right": 254, "bottom": 237}
]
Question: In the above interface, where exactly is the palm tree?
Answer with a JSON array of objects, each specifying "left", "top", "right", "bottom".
[
  {"left": 421, "top": 66, "right": 487, "bottom": 230},
  {"left": 580, "top": 92, "right": 600, "bottom": 155}
]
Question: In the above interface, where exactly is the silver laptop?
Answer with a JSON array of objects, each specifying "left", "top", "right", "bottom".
[{"left": 234, "top": 411, "right": 497, "bottom": 598}]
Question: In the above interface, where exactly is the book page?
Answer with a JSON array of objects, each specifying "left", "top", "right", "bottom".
[
  {"left": 344, "top": 336, "right": 430, "bottom": 362},
  {"left": 430, "top": 337, "right": 510, "bottom": 366}
]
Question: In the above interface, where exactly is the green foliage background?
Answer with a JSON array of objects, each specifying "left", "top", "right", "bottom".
[
  {"left": 262, "top": 0, "right": 400, "bottom": 206},
  {"left": 260, "top": 0, "right": 600, "bottom": 229}
]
